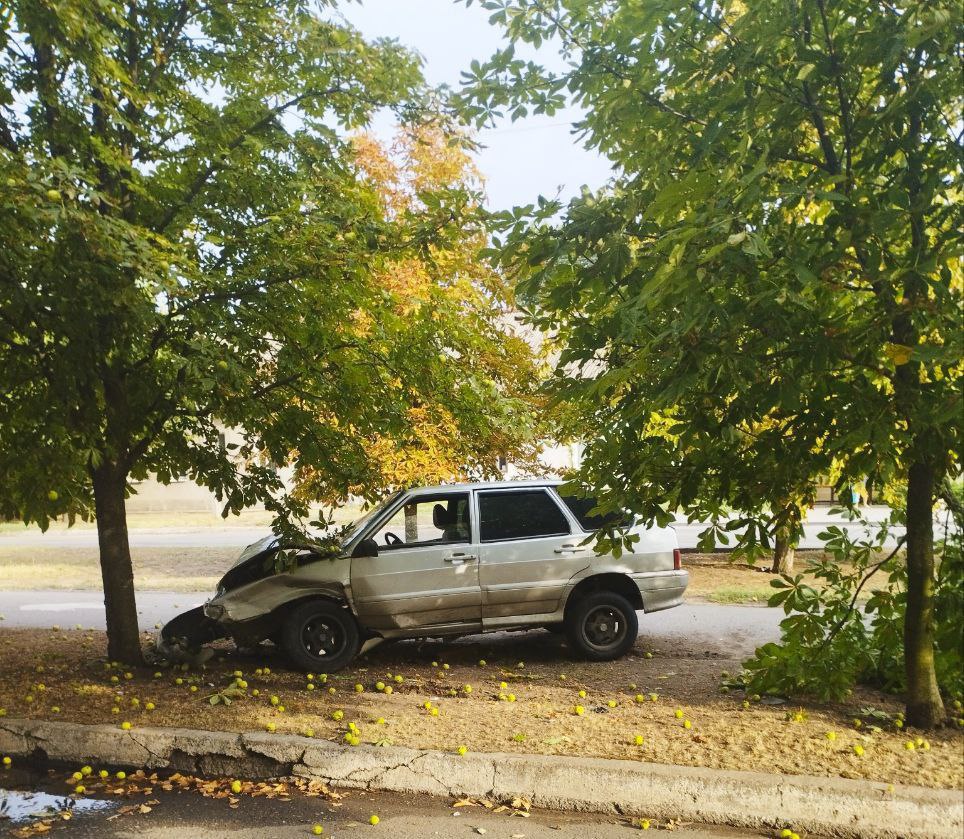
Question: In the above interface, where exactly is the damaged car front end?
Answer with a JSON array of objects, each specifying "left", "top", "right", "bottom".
[{"left": 159, "top": 533, "right": 352, "bottom": 661}]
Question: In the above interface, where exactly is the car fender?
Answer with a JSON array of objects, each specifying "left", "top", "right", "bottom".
[
  {"left": 210, "top": 568, "right": 352, "bottom": 625},
  {"left": 557, "top": 525, "right": 679, "bottom": 613}
]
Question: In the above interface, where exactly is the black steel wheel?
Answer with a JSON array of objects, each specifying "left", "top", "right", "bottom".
[
  {"left": 564, "top": 590, "right": 638, "bottom": 661},
  {"left": 281, "top": 600, "right": 360, "bottom": 672}
]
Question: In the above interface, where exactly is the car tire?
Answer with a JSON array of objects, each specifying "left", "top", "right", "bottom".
[
  {"left": 564, "top": 590, "right": 638, "bottom": 661},
  {"left": 281, "top": 600, "right": 360, "bottom": 672}
]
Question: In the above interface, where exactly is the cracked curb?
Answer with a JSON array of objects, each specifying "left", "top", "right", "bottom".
[{"left": 1, "top": 718, "right": 959, "bottom": 839}]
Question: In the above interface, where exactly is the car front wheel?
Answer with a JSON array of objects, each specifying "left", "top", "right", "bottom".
[
  {"left": 565, "top": 590, "right": 638, "bottom": 661},
  {"left": 281, "top": 600, "right": 360, "bottom": 672}
]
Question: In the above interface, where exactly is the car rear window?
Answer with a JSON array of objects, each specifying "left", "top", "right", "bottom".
[
  {"left": 478, "top": 489, "right": 570, "bottom": 542},
  {"left": 558, "top": 493, "right": 629, "bottom": 532}
]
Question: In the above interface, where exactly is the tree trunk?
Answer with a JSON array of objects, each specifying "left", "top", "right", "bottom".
[
  {"left": 903, "top": 461, "right": 944, "bottom": 728},
  {"left": 771, "top": 500, "right": 800, "bottom": 574},
  {"left": 92, "top": 463, "right": 143, "bottom": 664},
  {"left": 771, "top": 534, "right": 795, "bottom": 575}
]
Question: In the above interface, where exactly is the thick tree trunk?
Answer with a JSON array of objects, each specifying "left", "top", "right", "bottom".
[
  {"left": 903, "top": 461, "right": 944, "bottom": 728},
  {"left": 92, "top": 463, "right": 143, "bottom": 664},
  {"left": 771, "top": 535, "right": 795, "bottom": 575}
]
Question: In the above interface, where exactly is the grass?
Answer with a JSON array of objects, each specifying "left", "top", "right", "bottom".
[
  {"left": 0, "top": 627, "right": 960, "bottom": 791},
  {"left": 703, "top": 586, "right": 768, "bottom": 605},
  {"left": 0, "top": 546, "right": 235, "bottom": 592},
  {"left": 0, "top": 545, "right": 888, "bottom": 602},
  {"left": 683, "top": 552, "right": 885, "bottom": 605}
]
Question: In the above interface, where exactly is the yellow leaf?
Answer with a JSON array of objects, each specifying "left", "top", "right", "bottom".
[{"left": 885, "top": 343, "right": 913, "bottom": 365}]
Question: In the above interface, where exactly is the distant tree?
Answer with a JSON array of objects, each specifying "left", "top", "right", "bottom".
[
  {"left": 0, "top": 1, "right": 536, "bottom": 663},
  {"left": 294, "top": 126, "right": 545, "bottom": 503},
  {"left": 459, "top": 0, "right": 962, "bottom": 727}
]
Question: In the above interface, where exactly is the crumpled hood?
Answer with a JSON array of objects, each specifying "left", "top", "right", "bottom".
[{"left": 227, "top": 535, "right": 278, "bottom": 571}]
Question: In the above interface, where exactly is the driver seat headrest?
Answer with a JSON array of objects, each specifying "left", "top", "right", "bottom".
[{"left": 433, "top": 503, "right": 454, "bottom": 529}]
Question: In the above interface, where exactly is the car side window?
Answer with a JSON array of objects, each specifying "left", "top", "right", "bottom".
[
  {"left": 370, "top": 493, "right": 471, "bottom": 550},
  {"left": 478, "top": 489, "right": 571, "bottom": 542},
  {"left": 557, "top": 492, "right": 631, "bottom": 532}
]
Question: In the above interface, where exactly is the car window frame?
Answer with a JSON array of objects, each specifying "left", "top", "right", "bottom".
[
  {"left": 474, "top": 487, "right": 572, "bottom": 544},
  {"left": 553, "top": 489, "right": 633, "bottom": 534},
  {"left": 362, "top": 491, "right": 473, "bottom": 552}
]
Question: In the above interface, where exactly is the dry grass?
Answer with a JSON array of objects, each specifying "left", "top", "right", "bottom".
[
  {"left": 0, "top": 547, "right": 882, "bottom": 602},
  {"left": 1, "top": 628, "right": 960, "bottom": 791},
  {"left": 684, "top": 552, "right": 885, "bottom": 604},
  {"left": 0, "top": 546, "right": 236, "bottom": 592}
]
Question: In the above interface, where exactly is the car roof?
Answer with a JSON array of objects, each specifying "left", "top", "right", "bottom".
[{"left": 405, "top": 478, "right": 565, "bottom": 495}]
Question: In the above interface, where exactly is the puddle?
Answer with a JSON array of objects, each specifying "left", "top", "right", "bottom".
[{"left": 0, "top": 788, "right": 117, "bottom": 823}]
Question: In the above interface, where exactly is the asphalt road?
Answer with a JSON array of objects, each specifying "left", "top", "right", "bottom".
[
  {"left": 0, "top": 776, "right": 770, "bottom": 839},
  {"left": 0, "top": 506, "right": 904, "bottom": 551}
]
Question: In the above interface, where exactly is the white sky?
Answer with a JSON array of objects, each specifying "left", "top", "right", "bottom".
[{"left": 341, "top": 0, "right": 614, "bottom": 210}]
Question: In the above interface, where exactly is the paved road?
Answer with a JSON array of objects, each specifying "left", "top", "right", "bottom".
[
  {"left": 0, "top": 778, "right": 769, "bottom": 839},
  {"left": 0, "top": 592, "right": 781, "bottom": 659},
  {"left": 0, "top": 506, "right": 905, "bottom": 551}
]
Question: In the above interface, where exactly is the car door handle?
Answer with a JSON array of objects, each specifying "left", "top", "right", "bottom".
[
  {"left": 445, "top": 552, "right": 477, "bottom": 562},
  {"left": 554, "top": 544, "right": 585, "bottom": 554}
]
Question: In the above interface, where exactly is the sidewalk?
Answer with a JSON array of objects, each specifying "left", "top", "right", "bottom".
[{"left": 1, "top": 718, "right": 959, "bottom": 839}]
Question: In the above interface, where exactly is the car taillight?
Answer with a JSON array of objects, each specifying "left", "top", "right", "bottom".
[{"left": 673, "top": 548, "right": 682, "bottom": 571}]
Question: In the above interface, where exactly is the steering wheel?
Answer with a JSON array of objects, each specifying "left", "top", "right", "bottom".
[{"left": 384, "top": 532, "right": 402, "bottom": 546}]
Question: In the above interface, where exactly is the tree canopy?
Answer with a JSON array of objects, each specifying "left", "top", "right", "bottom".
[
  {"left": 459, "top": 0, "right": 962, "bottom": 726},
  {"left": 0, "top": 0, "right": 540, "bottom": 661}
]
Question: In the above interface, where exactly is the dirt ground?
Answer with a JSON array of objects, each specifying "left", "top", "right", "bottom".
[{"left": 1, "top": 627, "right": 960, "bottom": 791}]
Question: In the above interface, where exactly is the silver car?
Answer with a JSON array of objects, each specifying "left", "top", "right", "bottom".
[{"left": 168, "top": 480, "right": 688, "bottom": 671}]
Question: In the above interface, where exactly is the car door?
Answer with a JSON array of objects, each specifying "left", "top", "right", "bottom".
[
  {"left": 476, "top": 487, "right": 590, "bottom": 624},
  {"left": 350, "top": 492, "right": 482, "bottom": 632}
]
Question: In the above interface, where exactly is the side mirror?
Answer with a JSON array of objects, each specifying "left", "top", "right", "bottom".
[{"left": 351, "top": 537, "right": 379, "bottom": 559}]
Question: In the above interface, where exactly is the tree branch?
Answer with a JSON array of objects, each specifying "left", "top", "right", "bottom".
[
  {"left": 815, "top": 0, "right": 854, "bottom": 189},
  {"left": 153, "top": 86, "right": 344, "bottom": 233},
  {"left": 0, "top": 110, "right": 18, "bottom": 151},
  {"left": 816, "top": 535, "right": 907, "bottom": 657}
]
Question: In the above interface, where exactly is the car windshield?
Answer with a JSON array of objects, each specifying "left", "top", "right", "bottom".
[{"left": 339, "top": 490, "right": 403, "bottom": 546}]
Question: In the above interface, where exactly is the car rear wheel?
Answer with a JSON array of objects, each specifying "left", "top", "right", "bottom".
[
  {"left": 565, "top": 591, "right": 638, "bottom": 661},
  {"left": 281, "top": 600, "right": 360, "bottom": 672}
]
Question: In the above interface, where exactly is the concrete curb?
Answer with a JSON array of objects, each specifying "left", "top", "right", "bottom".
[{"left": 1, "top": 718, "right": 959, "bottom": 839}]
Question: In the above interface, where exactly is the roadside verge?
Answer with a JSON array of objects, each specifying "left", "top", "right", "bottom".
[{"left": 1, "top": 718, "right": 960, "bottom": 839}]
